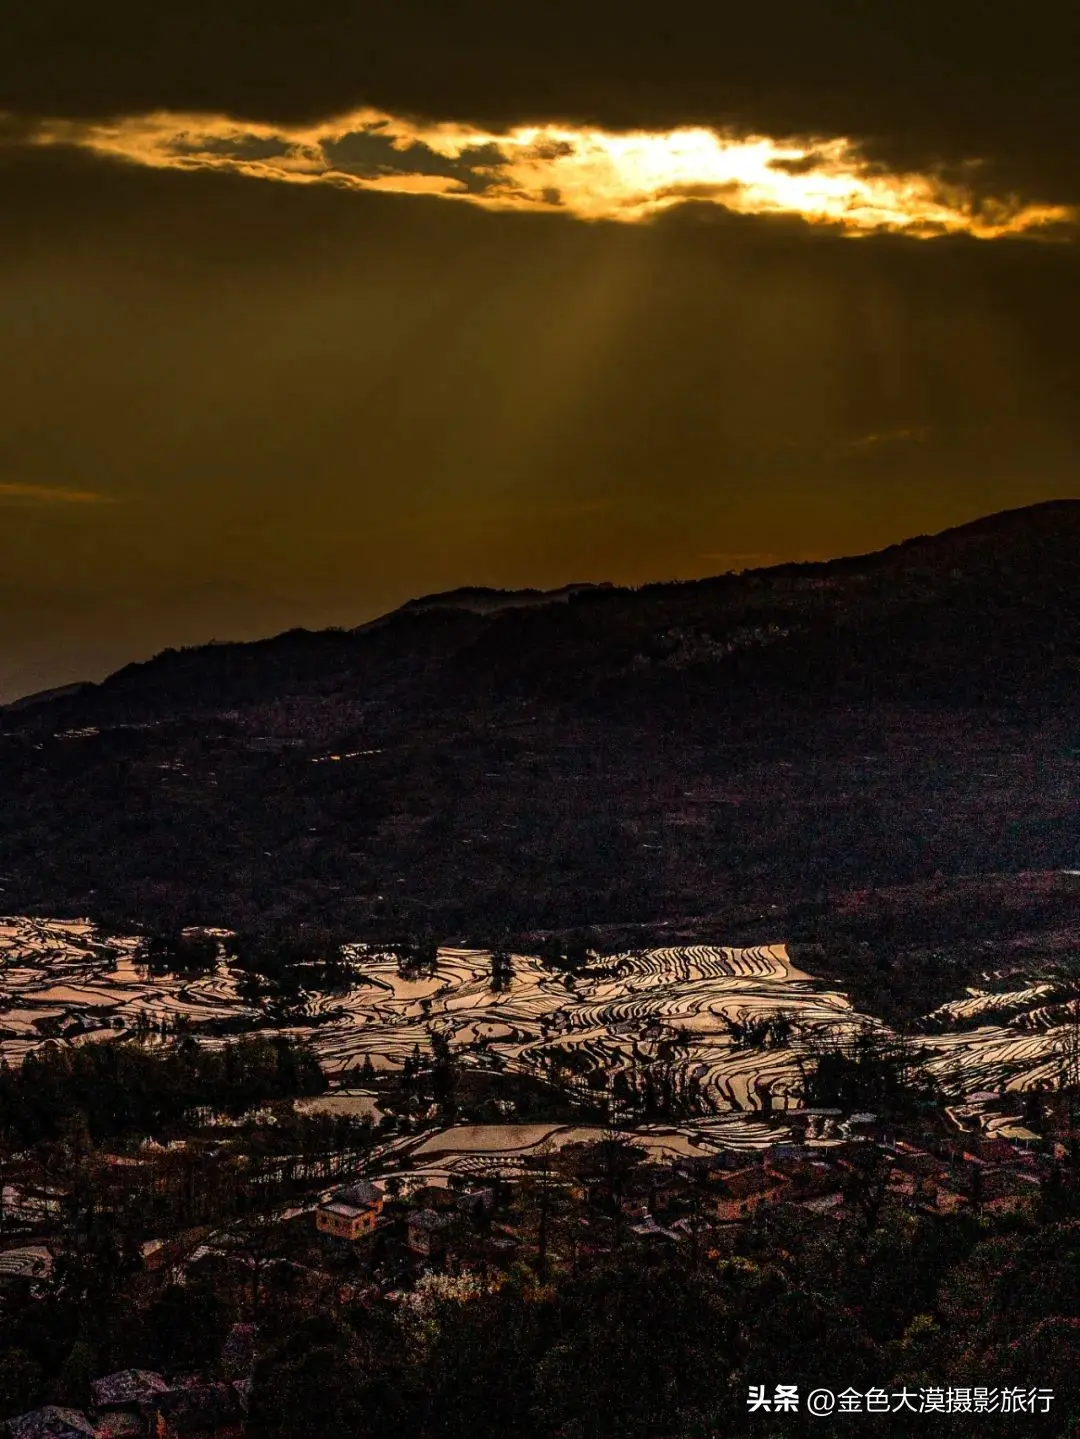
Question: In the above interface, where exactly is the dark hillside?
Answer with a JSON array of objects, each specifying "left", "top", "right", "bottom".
[{"left": 2, "top": 500, "right": 1079, "bottom": 942}]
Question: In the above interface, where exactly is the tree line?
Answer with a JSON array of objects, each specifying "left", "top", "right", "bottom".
[{"left": 0, "top": 1034, "right": 325, "bottom": 1146}]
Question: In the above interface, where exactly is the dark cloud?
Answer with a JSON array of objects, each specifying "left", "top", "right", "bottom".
[
  {"left": 0, "top": 113, "right": 39, "bottom": 146},
  {"left": 174, "top": 133, "right": 293, "bottom": 161},
  {"left": 322, "top": 130, "right": 425, "bottom": 178},
  {"left": 769, "top": 152, "right": 832, "bottom": 176},
  {"left": 652, "top": 181, "right": 746, "bottom": 204},
  {"left": 3, "top": 0, "right": 1079, "bottom": 207},
  {"left": 527, "top": 140, "right": 576, "bottom": 161},
  {"left": 323, "top": 131, "right": 504, "bottom": 192}
]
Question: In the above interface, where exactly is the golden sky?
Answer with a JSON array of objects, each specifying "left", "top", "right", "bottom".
[
  {"left": 28, "top": 107, "right": 1075, "bottom": 238},
  {"left": 1, "top": 0, "right": 1079, "bottom": 700}
]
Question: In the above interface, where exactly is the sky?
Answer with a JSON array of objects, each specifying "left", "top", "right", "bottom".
[{"left": 2, "top": 0, "right": 1080, "bottom": 700}]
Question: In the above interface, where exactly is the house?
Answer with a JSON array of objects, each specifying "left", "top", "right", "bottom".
[
  {"left": 618, "top": 1195, "right": 651, "bottom": 1222},
  {"left": 965, "top": 1137, "right": 1020, "bottom": 1166},
  {"left": 89, "top": 1371, "right": 171, "bottom": 1438},
  {"left": 792, "top": 1193, "right": 845, "bottom": 1218},
  {"left": 315, "top": 1180, "right": 383, "bottom": 1241},
  {"left": 888, "top": 1150, "right": 948, "bottom": 1182},
  {"left": 978, "top": 1170, "right": 1040, "bottom": 1216},
  {"left": 789, "top": 1109, "right": 843, "bottom": 1127},
  {"left": 629, "top": 1217, "right": 680, "bottom": 1244},
  {"left": 90, "top": 1375, "right": 246, "bottom": 1439},
  {"left": 411, "top": 1184, "right": 459, "bottom": 1212},
  {"left": 456, "top": 1186, "right": 497, "bottom": 1217},
  {"left": 772, "top": 1160, "right": 843, "bottom": 1203},
  {"left": 7, "top": 1409, "right": 100, "bottom": 1439},
  {"left": 766, "top": 1143, "right": 813, "bottom": 1163},
  {"left": 675, "top": 1151, "right": 745, "bottom": 1179},
  {"left": 707, "top": 1167, "right": 786, "bottom": 1222},
  {"left": 406, "top": 1208, "right": 452, "bottom": 1256},
  {"left": 139, "top": 1229, "right": 211, "bottom": 1276},
  {"left": 667, "top": 1214, "right": 710, "bottom": 1241},
  {"left": 139, "top": 1240, "right": 167, "bottom": 1272},
  {"left": 644, "top": 1171, "right": 696, "bottom": 1214},
  {"left": 334, "top": 1179, "right": 384, "bottom": 1211},
  {"left": 90, "top": 1374, "right": 169, "bottom": 1416}
]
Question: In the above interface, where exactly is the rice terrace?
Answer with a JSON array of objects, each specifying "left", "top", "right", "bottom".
[{"left": 3, "top": 915, "right": 1075, "bottom": 1175}]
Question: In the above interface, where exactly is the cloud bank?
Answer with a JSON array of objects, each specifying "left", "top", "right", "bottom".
[{"left": 23, "top": 108, "right": 1075, "bottom": 239}]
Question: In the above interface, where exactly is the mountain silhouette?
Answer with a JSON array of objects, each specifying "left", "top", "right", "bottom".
[{"left": 3, "top": 499, "right": 1079, "bottom": 943}]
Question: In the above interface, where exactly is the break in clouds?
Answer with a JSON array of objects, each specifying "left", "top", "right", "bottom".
[{"left": 19, "top": 106, "right": 1077, "bottom": 238}]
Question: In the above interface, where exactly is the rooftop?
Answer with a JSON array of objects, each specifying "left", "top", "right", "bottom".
[
  {"left": 322, "top": 1201, "right": 374, "bottom": 1220},
  {"left": 90, "top": 1371, "right": 169, "bottom": 1410},
  {"left": 408, "top": 1208, "right": 452, "bottom": 1230},
  {"left": 8, "top": 1408, "right": 99, "bottom": 1439},
  {"left": 330, "top": 1179, "right": 381, "bottom": 1208},
  {"left": 722, "top": 1168, "right": 783, "bottom": 1200}
]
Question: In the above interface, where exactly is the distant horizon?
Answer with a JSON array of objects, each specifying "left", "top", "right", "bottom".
[{"left": 5, "top": 493, "right": 1076, "bottom": 707}]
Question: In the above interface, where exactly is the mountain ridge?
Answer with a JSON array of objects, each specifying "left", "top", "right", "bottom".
[
  {"left": 6, "top": 497, "right": 1080, "bottom": 715},
  {"left": 2, "top": 497, "right": 1079, "bottom": 945}
]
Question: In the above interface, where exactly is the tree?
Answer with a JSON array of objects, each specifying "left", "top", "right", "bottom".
[
  {"left": 393, "top": 938, "right": 439, "bottom": 980},
  {"left": 136, "top": 931, "right": 219, "bottom": 979},
  {"left": 428, "top": 1027, "right": 458, "bottom": 1121},
  {"left": 532, "top": 1255, "right": 734, "bottom": 1439},
  {"left": 248, "top": 1314, "right": 405, "bottom": 1439},
  {"left": 1057, "top": 1001, "right": 1080, "bottom": 1169},
  {"left": 511, "top": 1141, "right": 593, "bottom": 1280},
  {"left": 489, "top": 948, "right": 515, "bottom": 993},
  {"left": 144, "top": 1282, "right": 229, "bottom": 1373},
  {"left": 0, "top": 1350, "right": 43, "bottom": 1422},
  {"left": 219, "top": 1210, "right": 284, "bottom": 1323},
  {"left": 50, "top": 1341, "right": 95, "bottom": 1411},
  {"left": 842, "top": 1146, "right": 891, "bottom": 1246},
  {"left": 801, "top": 1021, "right": 939, "bottom": 1117}
]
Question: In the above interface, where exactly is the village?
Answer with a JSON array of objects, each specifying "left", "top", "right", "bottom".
[
  {"left": 2, "top": 919, "right": 1080, "bottom": 1436},
  {"left": 2, "top": 1080, "right": 1076, "bottom": 1439}
]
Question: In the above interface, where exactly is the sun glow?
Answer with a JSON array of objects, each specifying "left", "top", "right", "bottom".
[{"left": 24, "top": 106, "right": 1075, "bottom": 238}]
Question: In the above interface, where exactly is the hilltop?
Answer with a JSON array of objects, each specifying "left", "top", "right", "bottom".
[{"left": 2, "top": 500, "right": 1080, "bottom": 949}]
